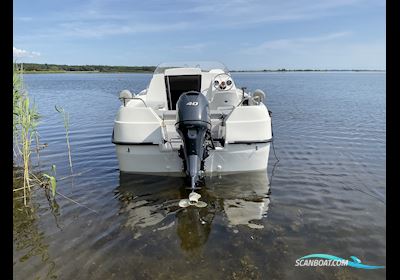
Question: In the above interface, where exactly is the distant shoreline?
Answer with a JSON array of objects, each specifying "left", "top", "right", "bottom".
[
  {"left": 23, "top": 70, "right": 153, "bottom": 74},
  {"left": 231, "top": 69, "right": 386, "bottom": 72},
  {"left": 17, "top": 63, "right": 385, "bottom": 74},
  {"left": 23, "top": 69, "right": 386, "bottom": 74}
]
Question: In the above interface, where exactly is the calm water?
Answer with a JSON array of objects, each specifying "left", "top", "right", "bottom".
[{"left": 14, "top": 72, "right": 386, "bottom": 279}]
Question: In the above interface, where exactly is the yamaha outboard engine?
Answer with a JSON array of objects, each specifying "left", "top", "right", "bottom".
[{"left": 175, "top": 91, "right": 211, "bottom": 192}]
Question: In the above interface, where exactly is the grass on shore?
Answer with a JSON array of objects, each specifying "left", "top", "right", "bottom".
[{"left": 13, "top": 63, "right": 57, "bottom": 205}]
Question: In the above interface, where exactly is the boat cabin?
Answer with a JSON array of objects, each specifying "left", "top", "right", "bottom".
[{"left": 140, "top": 62, "right": 242, "bottom": 111}]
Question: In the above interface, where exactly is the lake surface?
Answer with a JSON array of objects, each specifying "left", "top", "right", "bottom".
[{"left": 14, "top": 72, "right": 386, "bottom": 279}]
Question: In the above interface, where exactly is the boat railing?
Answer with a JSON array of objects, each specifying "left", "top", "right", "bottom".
[
  {"left": 119, "top": 97, "right": 148, "bottom": 107},
  {"left": 220, "top": 95, "right": 260, "bottom": 125}
]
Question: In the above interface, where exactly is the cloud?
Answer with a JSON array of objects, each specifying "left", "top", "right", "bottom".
[
  {"left": 13, "top": 0, "right": 375, "bottom": 40},
  {"left": 14, "top": 17, "right": 33, "bottom": 22},
  {"left": 237, "top": 34, "right": 385, "bottom": 70},
  {"left": 180, "top": 43, "right": 208, "bottom": 52},
  {"left": 58, "top": 21, "right": 189, "bottom": 38},
  {"left": 154, "top": 0, "right": 368, "bottom": 27},
  {"left": 13, "top": 47, "right": 41, "bottom": 58},
  {"left": 243, "top": 32, "right": 352, "bottom": 53},
  {"left": 12, "top": 0, "right": 384, "bottom": 49},
  {"left": 12, "top": 0, "right": 384, "bottom": 68}
]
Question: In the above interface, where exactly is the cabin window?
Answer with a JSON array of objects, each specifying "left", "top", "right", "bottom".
[{"left": 165, "top": 75, "right": 201, "bottom": 110}]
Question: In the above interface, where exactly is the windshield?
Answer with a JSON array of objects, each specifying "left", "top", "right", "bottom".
[{"left": 154, "top": 61, "right": 229, "bottom": 74}]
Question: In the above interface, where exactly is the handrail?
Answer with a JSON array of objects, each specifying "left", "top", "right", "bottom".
[
  {"left": 221, "top": 97, "right": 250, "bottom": 124},
  {"left": 119, "top": 97, "right": 148, "bottom": 107},
  {"left": 221, "top": 95, "right": 261, "bottom": 125},
  {"left": 236, "top": 96, "right": 251, "bottom": 107}
]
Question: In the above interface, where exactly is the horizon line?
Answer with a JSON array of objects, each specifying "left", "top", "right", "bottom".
[{"left": 13, "top": 62, "right": 386, "bottom": 72}]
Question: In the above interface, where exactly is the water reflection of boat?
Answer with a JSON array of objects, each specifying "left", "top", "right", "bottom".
[
  {"left": 206, "top": 172, "right": 271, "bottom": 229},
  {"left": 116, "top": 171, "right": 270, "bottom": 251}
]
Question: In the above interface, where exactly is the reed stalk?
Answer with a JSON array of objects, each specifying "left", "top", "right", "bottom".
[
  {"left": 13, "top": 63, "right": 72, "bottom": 207},
  {"left": 34, "top": 131, "right": 41, "bottom": 168},
  {"left": 13, "top": 62, "right": 40, "bottom": 205},
  {"left": 55, "top": 105, "right": 73, "bottom": 172}
]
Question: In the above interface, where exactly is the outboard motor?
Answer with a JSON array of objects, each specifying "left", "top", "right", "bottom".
[{"left": 175, "top": 91, "right": 211, "bottom": 192}]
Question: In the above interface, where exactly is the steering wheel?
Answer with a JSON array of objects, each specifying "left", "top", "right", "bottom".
[{"left": 212, "top": 73, "right": 234, "bottom": 91}]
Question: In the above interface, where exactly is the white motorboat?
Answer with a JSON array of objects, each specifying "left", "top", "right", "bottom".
[{"left": 112, "top": 61, "right": 272, "bottom": 192}]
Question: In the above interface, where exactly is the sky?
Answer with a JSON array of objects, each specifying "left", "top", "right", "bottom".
[{"left": 13, "top": 0, "right": 386, "bottom": 70}]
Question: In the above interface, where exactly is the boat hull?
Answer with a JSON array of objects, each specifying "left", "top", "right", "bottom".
[{"left": 116, "top": 143, "right": 270, "bottom": 175}]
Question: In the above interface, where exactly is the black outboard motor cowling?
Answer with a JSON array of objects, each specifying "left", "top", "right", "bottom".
[{"left": 175, "top": 91, "right": 211, "bottom": 190}]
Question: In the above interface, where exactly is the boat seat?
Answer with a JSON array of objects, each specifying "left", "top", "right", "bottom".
[
  {"left": 209, "top": 90, "right": 240, "bottom": 110},
  {"left": 146, "top": 74, "right": 168, "bottom": 109}
]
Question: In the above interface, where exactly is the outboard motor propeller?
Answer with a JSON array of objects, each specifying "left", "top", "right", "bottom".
[{"left": 175, "top": 91, "right": 211, "bottom": 206}]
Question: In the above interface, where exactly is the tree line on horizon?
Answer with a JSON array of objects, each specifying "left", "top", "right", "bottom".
[
  {"left": 19, "top": 63, "right": 157, "bottom": 73},
  {"left": 16, "top": 63, "right": 384, "bottom": 73}
]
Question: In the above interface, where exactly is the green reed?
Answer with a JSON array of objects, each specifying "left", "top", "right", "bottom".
[
  {"left": 13, "top": 63, "right": 41, "bottom": 205},
  {"left": 43, "top": 165, "right": 57, "bottom": 197},
  {"left": 13, "top": 63, "right": 59, "bottom": 205},
  {"left": 13, "top": 63, "right": 82, "bottom": 209},
  {"left": 55, "top": 105, "right": 73, "bottom": 172}
]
